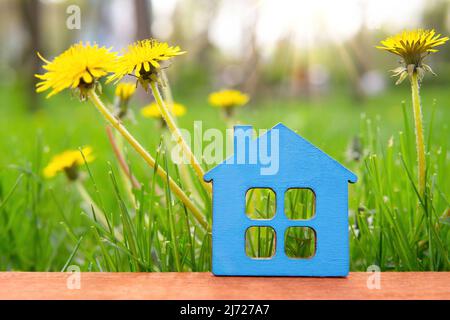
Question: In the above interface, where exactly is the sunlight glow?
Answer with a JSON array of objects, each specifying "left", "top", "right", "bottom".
[{"left": 207, "top": 0, "right": 426, "bottom": 55}]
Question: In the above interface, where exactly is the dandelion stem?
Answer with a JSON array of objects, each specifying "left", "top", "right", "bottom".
[
  {"left": 106, "top": 125, "right": 141, "bottom": 190},
  {"left": 149, "top": 81, "right": 212, "bottom": 195},
  {"left": 410, "top": 71, "right": 426, "bottom": 198},
  {"left": 159, "top": 72, "right": 201, "bottom": 202},
  {"left": 87, "top": 90, "right": 209, "bottom": 230}
]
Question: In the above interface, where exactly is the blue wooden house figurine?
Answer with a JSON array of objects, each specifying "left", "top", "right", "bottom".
[{"left": 204, "top": 123, "right": 357, "bottom": 276}]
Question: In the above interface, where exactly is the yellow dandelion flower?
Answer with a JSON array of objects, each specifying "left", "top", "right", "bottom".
[
  {"left": 43, "top": 147, "right": 94, "bottom": 180},
  {"left": 208, "top": 89, "right": 249, "bottom": 109},
  {"left": 141, "top": 101, "right": 186, "bottom": 118},
  {"left": 377, "top": 29, "right": 448, "bottom": 84},
  {"left": 377, "top": 29, "right": 448, "bottom": 197},
  {"left": 36, "top": 42, "right": 117, "bottom": 99},
  {"left": 108, "top": 39, "right": 186, "bottom": 90},
  {"left": 115, "top": 82, "right": 136, "bottom": 101}
]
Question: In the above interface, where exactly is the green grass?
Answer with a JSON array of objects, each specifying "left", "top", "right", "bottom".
[{"left": 0, "top": 82, "right": 448, "bottom": 271}]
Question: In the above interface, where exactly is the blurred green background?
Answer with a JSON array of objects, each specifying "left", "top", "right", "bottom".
[{"left": 0, "top": 0, "right": 448, "bottom": 271}]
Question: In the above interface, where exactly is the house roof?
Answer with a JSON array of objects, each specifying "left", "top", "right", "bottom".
[{"left": 204, "top": 123, "right": 357, "bottom": 183}]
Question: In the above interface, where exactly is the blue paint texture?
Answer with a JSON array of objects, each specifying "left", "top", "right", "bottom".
[{"left": 204, "top": 123, "right": 357, "bottom": 276}]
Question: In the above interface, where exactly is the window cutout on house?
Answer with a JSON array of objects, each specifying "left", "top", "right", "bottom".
[
  {"left": 284, "top": 227, "right": 316, "bottom": 258},
  {"left": 284, "top": 188, "right": 316, "bottom": 220},
  {"left": 245, "top": 226, "right": 276, "bottom": 259},
  {"left": 245, "top": 188, "right": 276, "bottom": 220}
]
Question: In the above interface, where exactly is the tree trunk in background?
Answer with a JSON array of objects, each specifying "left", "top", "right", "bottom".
[
  {"left": 20, "top": 0, "right": 41, "bottom": 112},
  {"left": 134, "top": 0, "right": 152, "bottom": 40}
]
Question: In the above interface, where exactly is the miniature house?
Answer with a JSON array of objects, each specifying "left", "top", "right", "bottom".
[{"left": 204, "top": 123, "right": 357, "bottom": 276}]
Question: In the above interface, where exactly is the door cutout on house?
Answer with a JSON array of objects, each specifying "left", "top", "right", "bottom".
[
  {"left": 284, "top": 227, "right": 316, "bottom": 258},
  {"left": 284, "top": 188, "right": 316, "bottom": 220},
  {"left": 245, "top": 188, "right": 276, "bottom": 220},
  {"left": 245, "top": 226, "right": 276, "bottom": 259}
]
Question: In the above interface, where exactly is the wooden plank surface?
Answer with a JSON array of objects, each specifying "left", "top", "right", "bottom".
[{"left": 0, "top": 272, "right": 448, "bottom": 300}]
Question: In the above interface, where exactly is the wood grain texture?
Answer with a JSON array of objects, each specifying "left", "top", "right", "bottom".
[{"left": 0, "top": 272, "right": 448, "bottom": 300}]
